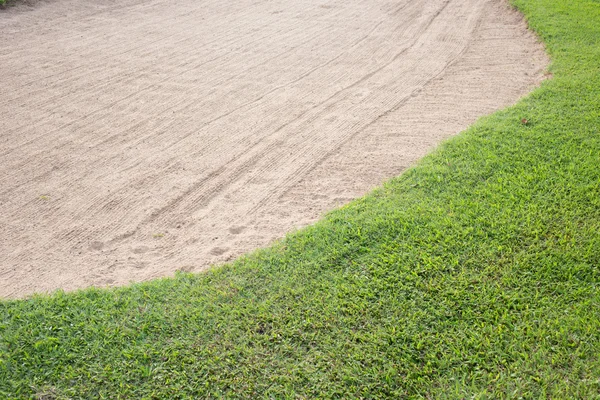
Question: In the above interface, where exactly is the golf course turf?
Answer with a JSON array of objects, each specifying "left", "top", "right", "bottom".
[{"left": 1, "top": 0, "right": 599, "bottom": 398}]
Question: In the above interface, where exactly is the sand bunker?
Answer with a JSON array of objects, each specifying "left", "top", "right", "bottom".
[{"left": 0, "top": 0, "right": 547, "bottom": 298}]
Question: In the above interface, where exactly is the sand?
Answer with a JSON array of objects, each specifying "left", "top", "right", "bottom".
[{"left": 0, "top": 0, "right": 547, "bottom": 298}]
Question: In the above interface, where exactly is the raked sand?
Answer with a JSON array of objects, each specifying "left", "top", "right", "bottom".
[{"left": 0, "top": 0, "right": 547, "bottom": 298}]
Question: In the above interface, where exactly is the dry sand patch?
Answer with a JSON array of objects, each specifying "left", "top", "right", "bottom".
[{"left": 0, "top": 0, "right": 547, "bottom": 298}]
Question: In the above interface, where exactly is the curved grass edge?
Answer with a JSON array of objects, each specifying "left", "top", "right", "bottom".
[{"left": 1, "top": 0, "right": 600, "bottom": 398}]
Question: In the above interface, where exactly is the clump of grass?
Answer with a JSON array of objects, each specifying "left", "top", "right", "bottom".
[{"left": 1, "top": 0, "right": 599, "bottom": 398}]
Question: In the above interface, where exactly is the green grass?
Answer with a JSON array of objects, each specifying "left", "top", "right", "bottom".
[{"left": 2, "top": 0, "right": 599, "bottom": 398}]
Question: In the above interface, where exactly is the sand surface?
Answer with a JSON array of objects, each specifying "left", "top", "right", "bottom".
[{"left": 0, "top": 0, "right": 547, "bottom": 298}]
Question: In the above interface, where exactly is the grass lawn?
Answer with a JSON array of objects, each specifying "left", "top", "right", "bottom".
[{"left": 1, "top": 0, "right": 599, "bottom": 398}]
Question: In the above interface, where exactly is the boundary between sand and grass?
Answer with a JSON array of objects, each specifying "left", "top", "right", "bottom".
[{"left": 1, "top": 0, "right": 599, "bottom": 398}]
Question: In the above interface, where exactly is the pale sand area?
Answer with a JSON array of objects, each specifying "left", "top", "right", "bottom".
[{"left": 0, "top": 0, "right": 547, "bottom": 298}]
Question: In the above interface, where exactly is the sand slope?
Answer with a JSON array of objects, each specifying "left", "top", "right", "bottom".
[{"left": 0, "top": 0, "right": 547, "bottom": 298}]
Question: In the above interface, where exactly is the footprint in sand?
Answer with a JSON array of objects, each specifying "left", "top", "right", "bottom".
[
  {"left": 210, "top": 247, "right": 228, "bottom": 256},
  {"left": 228, "top": 226, "right": 246, "bottom": 235},
  {"left": 132, "top": 246, "right": 150, "bottom": 254},
  {"left": 89, "top": 241, "right": 104, "bottom": 251}
]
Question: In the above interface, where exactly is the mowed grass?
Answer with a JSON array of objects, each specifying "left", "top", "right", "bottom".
[{"left": 1, "top": 0, "right": 599, "bottom": 398}]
